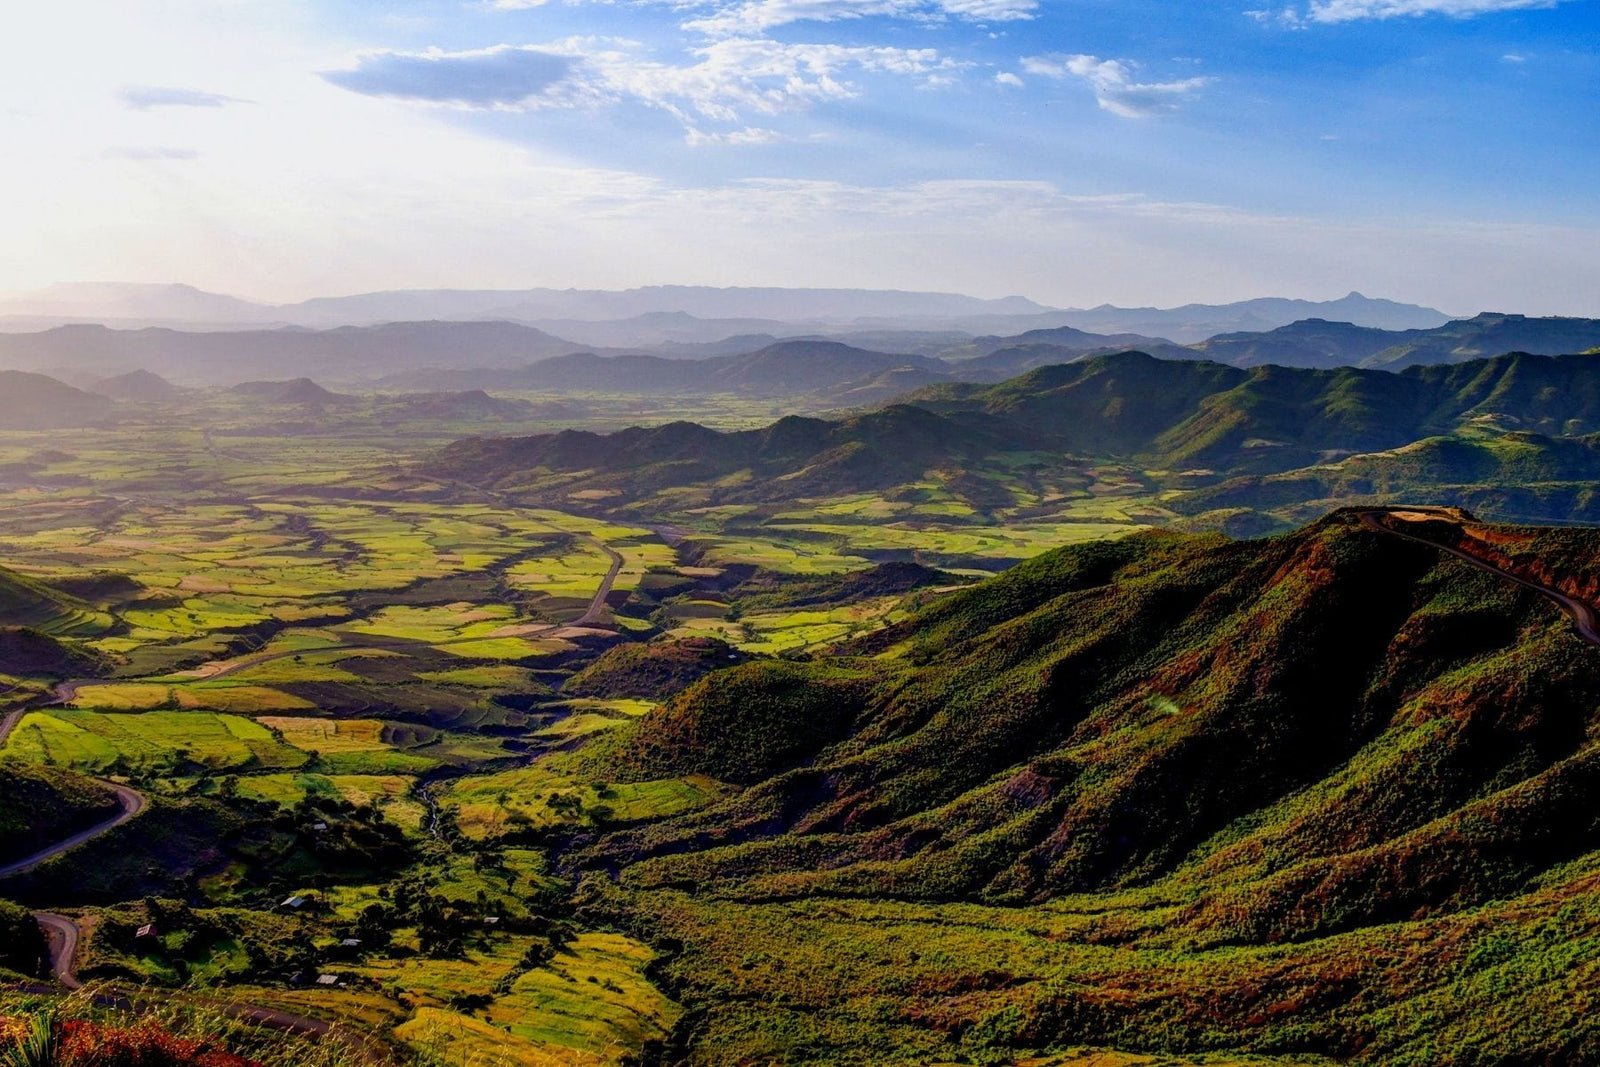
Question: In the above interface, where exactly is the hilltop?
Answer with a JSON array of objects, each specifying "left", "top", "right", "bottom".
[{"left": 85, "top": 368, "right": 183, "bottom": 401}]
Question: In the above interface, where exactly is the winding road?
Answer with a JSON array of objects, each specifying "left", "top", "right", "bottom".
[
  {"left": 1358, "top": 507, "right": 1600, "bottom": 647},
  {"left": 0, "top": 782, "right": 145, "bottom": 880}
]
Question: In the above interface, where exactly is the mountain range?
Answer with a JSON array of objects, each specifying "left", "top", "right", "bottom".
[
  {"left": 4, "top": 308, "right": 1596, "bottom": 393},
  {"left": 428, "top": 349, "right": 1600, "bottom": 523},
  {"left": 0, "top": 282, "right": 1451, "bottom": 342}
]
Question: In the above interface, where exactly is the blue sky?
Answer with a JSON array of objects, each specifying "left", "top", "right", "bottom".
[{"left": 1, "top": 0, "right": 1596, "bottom": 311}]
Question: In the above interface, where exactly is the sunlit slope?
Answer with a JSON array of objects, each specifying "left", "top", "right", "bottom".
[
  {"left": 574, "top": 512, "right": 1600, "bottom": 1062},
  {"left": 0, "top": 564, "right": 111, "bottom": 637}
]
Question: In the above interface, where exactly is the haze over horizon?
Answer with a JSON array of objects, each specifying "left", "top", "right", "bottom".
[{"left": 5, "top": 0, "right": 1598, "bottom": 316}]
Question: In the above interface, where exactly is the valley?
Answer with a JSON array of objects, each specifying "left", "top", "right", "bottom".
[{"left": 5, "top": 301, "right": 1600, "bottom": 1065}]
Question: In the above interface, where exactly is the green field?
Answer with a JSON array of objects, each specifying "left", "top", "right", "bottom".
[{"left": 2, "top": 710, "right": 307, "bottom": 773}]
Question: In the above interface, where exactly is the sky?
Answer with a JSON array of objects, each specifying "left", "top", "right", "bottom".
[{"left": 1, "top": 0, "right": 1596, "bottom": 313}]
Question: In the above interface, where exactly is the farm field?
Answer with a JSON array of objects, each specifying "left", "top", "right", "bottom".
[{"left": 0, "top": 414, "right": 1187, "bottom": 1066}]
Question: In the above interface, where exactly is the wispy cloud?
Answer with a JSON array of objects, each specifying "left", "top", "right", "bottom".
[
  {"left": 1297, "top": 0, "right": 1567, "bottom": 21},
  {"left": 681, "top": 0, "right": 1036, "bottom": 36},
  {"left": 325, "top": 37, "right": 964, "bottom": 138},
  {"left": 1022, "top": 54, "right": 1211, "bottom": 118},
  {"left": 322, "top": 46, "right": 582, "bottom": 108},
  {"left": 117, "top": 86, "right": 245, "bottom": 110},
  {"left": 995, "top": 71, "right": 1024, "bottom": 87}
]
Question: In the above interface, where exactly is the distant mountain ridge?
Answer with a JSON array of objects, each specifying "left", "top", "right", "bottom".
[
  {"left": 0, "top": 321, "right": 585, "bottom": 385},
  {"left": 429, "top": 349, "right": 1600, "bottom": 511},
  {"left": 0, "top": 282, "right": 1453, "bottom": 340},
  {"left": 1194, "top": 312, "right": 1600, "bottom": 370},
  {"left": 1050, "top": 291, "right": 1454, "bottom": 342}
]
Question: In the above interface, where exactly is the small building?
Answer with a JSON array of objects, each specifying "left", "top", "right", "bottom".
[
  {"left": 339, "top": 938, "right": 362, "bottom": 948},
  {"left": 311, "top": 822, "right": 329, "bottom": 832},
  {"left": 483, "top": 917, "right": 500, "bottom": 927},
  {"left": 315, "top": 974, "right": 338, "bottom": 986},
  {"left": 281, "top": 895, "right": 308, "bottom": 910},
  {"left": 135, "top": 924, "right": 158, "bottom": 940}
]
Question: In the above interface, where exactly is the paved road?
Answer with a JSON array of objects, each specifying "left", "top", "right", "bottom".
[
  {"left": 576, "top": 540, "right": 625, "bottom": 626},
  {"left": 0, "top": 708, "right": 22, "bottom": 748},
  {"left": 0, "top": 781, "right": 145, "bottom": 880},
  {"left": 1358, "top": 508, "right": 1600, "bottom": 647},
  {"left": 33, "top": 911, "right": 82, "bottom": 989}
]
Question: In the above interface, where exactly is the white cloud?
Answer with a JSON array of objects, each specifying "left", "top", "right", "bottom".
[
  {"left": 322, "top": 46, "right": 585, "bottom": 108},
  {"left": 684, "top": 125, "right": 785, "bottom": 145},
  {"left": 324, "top": 36, "right": 964, "bottom": 135},
  {"left": 682, "top": 0, "right": 1035, "bottom": 36},
  {"left": 1022, "top": 53, "right": 1211, "bottom": 118},
  {"left": 995, "top": 71, "right": 1024, "bottom": 87},
  {"left": 1301, "top": 0, "right": 1566, "bottom": 21}
]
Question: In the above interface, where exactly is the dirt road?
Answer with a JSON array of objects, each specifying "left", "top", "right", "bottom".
[{"left": 1358, "top": 508, "right": 1600, "bottom": 647}]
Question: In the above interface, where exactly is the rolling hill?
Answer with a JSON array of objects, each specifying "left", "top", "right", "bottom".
[
  {"left": 0, "top": 564, "right": 112, "bottom": 637},
  {"left": 1187, "top": 312, "right": 1600, "bottom": 371},
  {"left": 85, "top": 368, "right": 183, "bottom": 401},
  {"left": 431, "top": 403, "right": 1018, "bottom": 505},
  {"left": 578, "top": 510, "right": 1600, "bottom": 1064},
  {"left": 0, "top": 371, "right": 114, "bottom": 430},
  {"left": 429, "top": 349, "right": 1600, "bottom": 523}
]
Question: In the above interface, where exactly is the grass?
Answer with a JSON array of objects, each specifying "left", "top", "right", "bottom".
[
  {"left": 232, "top": 772, "right": 419, "bottom": 810},
  {"left": 2, "top": 710, "right": 308, "bottom": 773},
  {"left": 255, "top": 717, "right": 444, "bottom": 774},
  {"left": 445, "top": 762, "right": 723, "bottom": 838},
  {"left": 70, "top": 683, "right": 313, "bottom": 714},
  {"left": 382, "top": 932, "right": 679, "bottom": 1065}
]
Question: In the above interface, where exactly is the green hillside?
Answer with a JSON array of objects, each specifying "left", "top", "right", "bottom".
[
  {"left": 575, "top": 512, "right": 1600, "bottom": 1064},
  {"left": 0, "top": 565, "right": 112, "bottom": 637},
  {"left": 431, "top": 403, "right": 1016, "bottom": 505},
  {"left": 0, "top": 762, "right": 120, "bottom": 867}
]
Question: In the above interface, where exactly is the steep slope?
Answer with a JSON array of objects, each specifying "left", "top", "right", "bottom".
[
  {"left": 578, "top": 512, "right": 1600, "bottom": 1064},
  {"left": 0, "top": 372, "right": 114, "bottom": 430}
]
